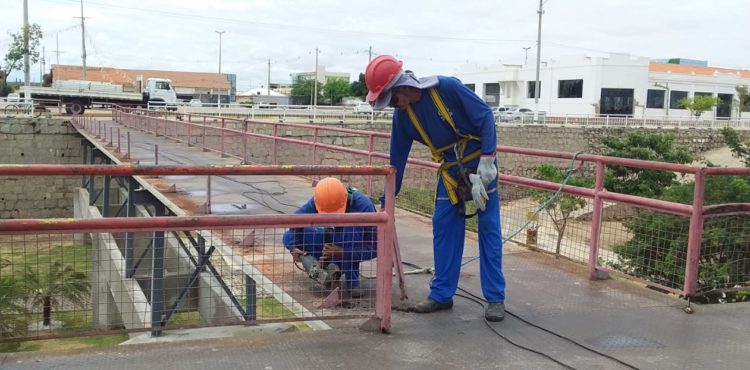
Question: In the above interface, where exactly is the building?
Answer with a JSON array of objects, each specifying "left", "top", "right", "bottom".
[
  {"left": 290, "top": 66, "right": 350, "bottom": 84},
  {"left": 454, "top": 54, "right": 750, "bottom": 119},
  {"left": 51, "top": 65, "right": 234, "bottom": 103},
  {"left": 236, "top": 88, "right": 289, "bottom": 106}
]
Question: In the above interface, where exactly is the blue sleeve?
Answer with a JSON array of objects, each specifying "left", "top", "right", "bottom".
[
  {"left": 380, "top": 113, "right": 413, "bottom": 207},
  {"left": 443, "top": 77, "right": 497, "bottom": 154},
  {"left": 282, "top": 197, "right": 317, "bottom": 251},
  {"left": 339, "top": 193, "right": 378, "bottom": 262}
]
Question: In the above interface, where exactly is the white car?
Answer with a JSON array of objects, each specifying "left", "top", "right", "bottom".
[
  {"left": 498, "top": 107, "right": 546, "bottom": 122},
  {"left": 5, "top": 93, "right": 20, "bottom": 102},
  {"left": 352, "top": 102, "right": 373, "bottom": 114},
  {"left": 188, "top": 99, "right": 202, "bottom": 107}
]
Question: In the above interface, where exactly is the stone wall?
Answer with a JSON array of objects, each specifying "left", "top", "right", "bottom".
[{"left": 0, "top": 118, "right": 82, "bottom": 218}]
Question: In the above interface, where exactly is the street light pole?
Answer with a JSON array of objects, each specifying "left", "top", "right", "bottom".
[
  {"left": 23, "top": 0, "right": 31, "bottom": 107},
  {"left": 215, "top": 30, "right": 225, "bottom": 115},
  {"left": 523, "top": 46, "right": 531, "bottom": 65},
  {"left": 533, "top": 0, "right": 544, "bottom": 121}
]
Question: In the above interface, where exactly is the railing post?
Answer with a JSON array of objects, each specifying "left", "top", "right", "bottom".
[
  {"left": 202, "top": 120, "right": 207, "bottom": 152},
  {"left": 154, "top": 144, "right": 159, "bottom": 165},
  {"left": 272, "top": 124, "right": 279, "bottom": 165},
  {"left": 220, "top": 119, "right": 226, "bottom": 157},
  {"left": 125, "top": 177, "right": 136, "bottom": 277},
  {"left": 117, "top": 128, "right": 121, "bottom": 153},
  {"left": 589, "top": 161, "right": 606, "bottom": 280},
  {"left": 367, "top": 134, "right": 375, "bottom": 196},
  {"left": 312, "top": 126, "right": 319, "bottom": 167},
  {"left": 683, "top": 169, "right": 705, "bottom": 297},
  {"left": 242, "top": 120, "right": 249, "bottom": 164},
  {"left": 375, "top": 171, "right": 396, "bottom": 332},
  {"left": 125, "top": 131, "right": 131, "bottom": 159}
]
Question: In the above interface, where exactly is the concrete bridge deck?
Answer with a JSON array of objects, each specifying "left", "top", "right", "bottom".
[{"left": 2, "top": 118, "right": 749, "bottom": 370}]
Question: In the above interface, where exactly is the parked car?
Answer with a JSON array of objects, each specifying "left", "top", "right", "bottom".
[
  {"left": 353, "top": 102, "right": 374, "bottom": 114},
  {"left": 5, "top": 93, "right": 20, "bottom": 102},
  {"left": 497, "top": 107, "right": 546, "bottom": 123},
  {"left": 188, "top": 99, "right": 202, "bottom": 107}
]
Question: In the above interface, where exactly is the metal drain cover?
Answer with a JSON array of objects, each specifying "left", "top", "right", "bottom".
[{"left": 586, "top": 333, "right": 665, "bottom": 349}]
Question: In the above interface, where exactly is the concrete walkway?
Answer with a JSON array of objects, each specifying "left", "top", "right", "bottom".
[{"left": 2, "top": 118, "right": 748, "bottom": 370}]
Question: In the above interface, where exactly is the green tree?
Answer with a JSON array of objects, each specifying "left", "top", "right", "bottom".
[
  {"left": 349, "top": 73, "right": 368, "bottom": 98},
  {"left": 291, "top": 78, "right": 317, "bottom": 105},
  {"left": 678, "top": 95, "right": 720, "bottom": 119},
  {"left": 22, "top": 262, "right": 90, "bottom": 327},
  {"left": 721, "top": 127, "right": 750, "bottom": 167},
  {"left": 3, "top": 23, "right": 43, "bottom": 78},
  {"left": 530, "top": 164, "right": 593, "bottom": 257},
  {"left": 735, "top": 85, "right": 750, "bottom": 119},
  {"left": 0, "top": 81, "right": 13, "bottom": 97},
  {"left": 0, "top": 275, "right": 27, "bottom": 337},
  {"left": 322, "top": 78, "right": 351, "bottom": 105},
  {"left": 602, "top": 132, "right": 693, "bottom": 198},
  {"left": 612, "top": 127, "right": 750, "bottom": 294}
]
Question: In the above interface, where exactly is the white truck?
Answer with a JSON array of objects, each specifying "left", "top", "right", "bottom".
[{"left": 21, "top": 77, "right": 178, "bottom": 114}]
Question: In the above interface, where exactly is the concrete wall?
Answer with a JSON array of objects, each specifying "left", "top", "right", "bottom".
[{"left": 0, "top": 118, "right": 82, "bottom": 218}]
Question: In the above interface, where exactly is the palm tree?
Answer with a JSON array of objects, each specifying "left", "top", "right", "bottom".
[
  {"left": 22, "top": 262, "right": 90, "bottom": 327},
  {"left": 0, "top": 275, "right": 26, "bottom": 337}
]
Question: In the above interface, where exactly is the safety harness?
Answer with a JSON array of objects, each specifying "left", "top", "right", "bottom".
[{"left": 405, "top": 88, "right": 482, "bottom": 214}]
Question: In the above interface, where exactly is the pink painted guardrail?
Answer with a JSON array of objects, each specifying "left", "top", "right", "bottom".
[{"left": 90, "top": 108, "right": 750, "bottom": 298}]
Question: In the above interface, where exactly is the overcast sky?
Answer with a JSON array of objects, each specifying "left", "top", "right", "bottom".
[{"left": 3, "top": 0, "right": 748, "bottom": 91}]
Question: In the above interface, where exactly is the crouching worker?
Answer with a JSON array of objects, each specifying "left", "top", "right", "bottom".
[{"left": 282, "top": 177, "right": 377, "bottom": 297}]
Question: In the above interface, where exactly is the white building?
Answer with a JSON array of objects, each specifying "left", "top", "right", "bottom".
[
  {"left": 237, "top": 88, "right": 289, "bottom": 106},
  {"left": 291, "top": 66, "right": 350, "bottom": 84},
  {"left": 454, "top": 53, "right": 750, "bottom": 119}
]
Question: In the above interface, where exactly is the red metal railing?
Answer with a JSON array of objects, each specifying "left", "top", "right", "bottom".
[
  {"left": 0, "top": 165, "right": 398, "bottom": 339},
  {"left": 75, "top": 110, "right": 750, "bottom": 298}
]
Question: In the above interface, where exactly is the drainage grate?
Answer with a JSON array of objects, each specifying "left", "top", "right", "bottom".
[{"left": 585, "top": 333, "right": 665, "bottom": 349}]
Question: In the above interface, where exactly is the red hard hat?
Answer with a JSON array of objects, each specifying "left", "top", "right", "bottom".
[
  {"left": 365, "top": 55, "right": 403, "bottom": 103},
  {"left": 314, "top": 177, "right": 348, "bottom": 214}
]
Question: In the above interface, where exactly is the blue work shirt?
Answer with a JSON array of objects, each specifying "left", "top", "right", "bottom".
[
  {"left": 389, "top": 76, "right": 497, "bottom": 196},
  {"left": 282, "top": 191, "right": 378, "bottom": 262}
]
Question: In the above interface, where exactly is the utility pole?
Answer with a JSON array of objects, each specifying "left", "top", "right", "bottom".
[
  {"left": 23, "top": 0, "right": 31, "bottom": 105},
  {"left": 55, "top": 33, "right": 62, "bottom": 64},
  {"left": 76, "top": 0, "right": 87, "bottom": 80},
  {"left": 267, "top": 58, "right": 271, "bottom": 97},
  {"left": 523, "top": 46, "right": 531, "bottom": 65},
  {"left": 533, "top": 0, "right": 544, "bottom": 120},
  {"left": 215, "top": 30, "right": 225, "bottom": 113},
  {"left": 41, "top": 46, "right": 46, "bottom": 82},
  {"left": 313, "top": 47, "right": 319, "bottom": 107}
]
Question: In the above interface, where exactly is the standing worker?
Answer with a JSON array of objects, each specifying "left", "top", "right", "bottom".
[
  {"left": 365, "top": 55, "right": 506, "bottom": 321},
  {"left": 283, "top": 177, "right": 377, "bottom": 297}
]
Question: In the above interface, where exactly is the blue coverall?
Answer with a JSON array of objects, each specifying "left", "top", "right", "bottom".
[
  {"left": 282, "top": 191, "right": 377, "bottom": 288},
  {"left": 388, "top": 76, "right": 506, "bottom": 304}
]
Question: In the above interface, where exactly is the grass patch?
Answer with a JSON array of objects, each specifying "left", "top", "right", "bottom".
[
  {"left": 0, "top": 333, "right": 128, "bottom": 353},
  {"left": 1, "top": 243, "right": 92, "bottom": 278}
]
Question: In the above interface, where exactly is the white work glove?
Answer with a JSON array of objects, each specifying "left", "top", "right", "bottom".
[
  {"left": 477, "top": 155, "right": 498, "bottom": 187},
  {"left": 469, "top": 174, "right": 488, "bottom": 212}
]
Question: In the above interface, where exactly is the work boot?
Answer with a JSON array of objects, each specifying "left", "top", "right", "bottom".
[
  {"left": 412, "top": 298, "right": 453, "bottom": 313},
  {"left": 346, "top": 286, "right": 363, "bottom": 298},
  {"left": 485, "top": 302, "right": 505, "bottom": 322}
]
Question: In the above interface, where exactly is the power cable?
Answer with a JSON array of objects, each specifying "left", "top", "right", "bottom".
[
  {"left": 455, "top": 285, "right": 641, "bottom": 370},
  {"left": 462, "top": 151, "right": 584, "bottom": 267}
]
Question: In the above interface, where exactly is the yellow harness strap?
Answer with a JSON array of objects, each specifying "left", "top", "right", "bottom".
[{"left": 405, "top": 88, "right": 482, "bottom": 205}]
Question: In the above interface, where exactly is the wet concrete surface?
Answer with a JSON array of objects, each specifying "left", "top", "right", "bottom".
[{"left": 3, "top": 118, "right": 748, "bottom": 369}]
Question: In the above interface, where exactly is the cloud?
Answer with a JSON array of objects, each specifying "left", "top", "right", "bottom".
[{"left": 2, "top": 0, "right": 748, "bottom": 88}]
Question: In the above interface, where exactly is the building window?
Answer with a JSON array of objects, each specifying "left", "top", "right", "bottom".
[
  {"left": 694, "top": 92, "right": 712, "bottom": 98},
  {"left": 646, "top": 89, "right": 665, "bottom": 109},
  {"left": 464, "top": 84, "right": 475, "bottom": 92},
  {"left": 484, "top": 83, "right": 500, "bottom": 104},
  {"left": 527, "top": 81, "right": 540, "bottom": 99},
  {"left": 670, "top": 91, "right": 688, "bottom": 109},
  {"left": 558, "top": 79, "right": 583, "bottom": 98},
  {"left": 600, "top": 88, "right": 634, "bottom": 116}
]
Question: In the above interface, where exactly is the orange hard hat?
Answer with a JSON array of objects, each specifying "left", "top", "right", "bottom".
[
  {"left": 365, "top": 55, "right": 403, "bottom": 104},
  {"left": 314, "top": 177, "right": 348, "bottom": 214}
]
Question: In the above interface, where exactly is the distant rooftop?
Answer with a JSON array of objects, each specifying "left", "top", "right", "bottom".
[{"left": 51, "top": 65, "right": 231, "bottom": 90}]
